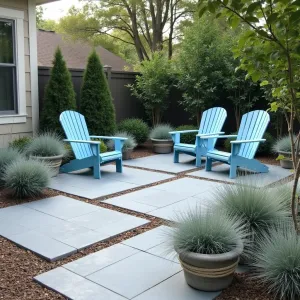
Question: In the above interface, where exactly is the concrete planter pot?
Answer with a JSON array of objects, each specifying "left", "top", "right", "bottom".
[
  {"left": 177, "top": 240, "right": 243, "bottom": 292},
  {"left": 278, "top": 151, "right": 294, "bottom": 169},
  {"left": 30, "top": 154, "right": 63, "bottom": 177},
  {"left": 151, "top": 139, "right": 173, "bottom": 154},
  {"left": 122, "top": 148, "right": 133, "bottom": 160}
]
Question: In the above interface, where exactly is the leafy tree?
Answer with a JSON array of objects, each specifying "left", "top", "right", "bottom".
[
  {"left": 40, "top": 47, "right": 76, "bottom": 134},
  {"left": 58, "top": 1, "right": 196, "bottom": 61},
  {"left": 128, "top": 53, "right": 173, "bottom": 125},
  {"left": 80, "top": 50, "right": 116, "bottom": 136},
  {"left": 175, "top": 17, "right": 230, "bottom": 124},
  {"left": 36, "top": 6, "right": 58, "bottom": 31},
  {"left": 199, "top": 0, "right": 300, "bottom": 231}
]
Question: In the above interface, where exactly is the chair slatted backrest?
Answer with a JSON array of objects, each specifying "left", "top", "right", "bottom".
[
  {"left": 60, "top": 111, "right": 93, "bottom": 159},
  {"left": 237, "top": 110, "right": 270, "bottom": 159},
  {"left": 198, "top": 107, "right": 227, "bottom": 146}
]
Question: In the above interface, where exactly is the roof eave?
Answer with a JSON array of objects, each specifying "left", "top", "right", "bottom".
[{"left": 36, "top": 0, "right": 60, "bottom": 5}]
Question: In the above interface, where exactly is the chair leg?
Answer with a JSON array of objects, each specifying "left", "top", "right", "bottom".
[
  {"left": 116, "top": 158, "right": 123, "bottom": 173},
  {"left": 206, "top": 157, "right": 212, "bottom": 171},
  {"left": 174, "top": 150, "right": 179, "bottom": 163},
  {"left": 196, "top": 154, "right": 202, "bottom": 168},
  {"left": 93, "top": 164, "right": 101, "bottom": 179},
  {"left": 229, "top": 164, "right": 237, "bottom": 179}
]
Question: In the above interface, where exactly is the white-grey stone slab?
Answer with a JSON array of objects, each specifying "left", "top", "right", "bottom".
[
  {"left": 64, "top": 244, "right": 139, "bottom": 277},
  {"left": 8, "top": 231, "right": 77, "bottom": 261},
  {"left": 146, "top": 242, "right": 178, "bottom": 263},
  {"left": 122, "top": 226, "right": 168, "bottom": 251},
  {"left": 23, "top": 195, "right": 100, "bottom": 219},
  {"left": 87, "top": 251, "right": 182, "bottom": 299},
  {"left": 0, "top": 205, "right": 32, "bottom": 222},
  {"left": 50, "top": 166, "right": 174, "bottom": 199},
  {"left": 0, "top": 220, "right": 28, "bottom": 238},
  {"left": 124, "top": 153, "right": 199, "bottom": 173},
  {"left": 189, "top": 164, "right": 293, "bottom": 187},
  {"left": 134, "top": 271, "right": 220, "bottom": 300},
  {"left": 35, "top": 267, "right": 126, "bottom": 300}
]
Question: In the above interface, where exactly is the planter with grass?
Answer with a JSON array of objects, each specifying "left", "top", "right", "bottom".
[
  {"left": 150, "top": 124, "right": 174, "bottom": 154},
  {"left": 167, "top": 209, "right": 246, "bottom": 291},
  {"left": 107, "top": 132, "right": 136, "bottom": 160},
  {"left": 26, "top": 133, "right": 67, "bottom": 177},
  {"left": 272, "top": 135, "right": 297, "bottom": 169}
]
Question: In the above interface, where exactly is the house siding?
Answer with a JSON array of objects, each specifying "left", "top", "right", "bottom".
[{"left": 0, "top": 0, "right": 33, "bottom": 147}]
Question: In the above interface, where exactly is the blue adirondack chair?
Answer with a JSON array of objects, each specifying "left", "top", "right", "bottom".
[
  {"left": 202, "top": 110, "right": 270, "bottom": 179},
  {"left": 169, "top": 107, "right": 227, "bottom": 167},
  {"left": 59, "top": 111, "right": 127, "bottom": 179}
]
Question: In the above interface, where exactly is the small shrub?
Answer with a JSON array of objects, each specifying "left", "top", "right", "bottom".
[
  {"left": 175, "top": 125, "right": 198, "bottom": 144},
  {"left": 90, "top": 139, "right": 108, "bottom": 153},
  {"left": 214, "top": 184, "right": 290, "bottom": 254},
  {"left": 118, "top": 118, "right": 149, "bottom": 145},
  {"left": 272, "top": 135, "right": 295, "bottom": 153},
  {"left": 150, "top": 124, "right": 174, "bottom": 140},
  {"left": 9, "top": 136, "right": 32, "bottom": 153},
  {"left": 107, "top": 132, "right": 137, "bottom": 151},
  {"left": 167, "top": 208, "right": 247, "bottom": 255},
  {"left": 224, "top": 132, "right": 274, "bottom": 155},
  {"left": 26, "top": 133, "right": 67, "bottom": 157},
  {"left": 252, "top": 224, "right": 300, "bottom": 300},
  {"left": 4, "top": 159, "right": 51, "bottom": 198}
]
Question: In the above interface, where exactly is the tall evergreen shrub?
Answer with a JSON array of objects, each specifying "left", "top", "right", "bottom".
[
  {"left": 80, "top": 50, "right": 116, "bottom": 135},
  {"left": 40, "top": 47, "right": 76, "bottom": 134}
]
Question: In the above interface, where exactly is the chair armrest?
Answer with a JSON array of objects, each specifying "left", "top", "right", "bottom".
[
  {"left": 169, "top": 130, "right": 199, "bottom": 134},
  {"left": 90, "top": 135, "right": 128, "bottom": 141},
  {"left": 64, "top": 139, "right": 100, "bottom": 145},
  {"left": 199, "top": 135, "right": 237, "bottom": 139},
  {"left": 197, "top": 132, "right": 225, "bottom": 137},
  {"left": 231, "top": 139, "right": 266, "bottom": 144}
]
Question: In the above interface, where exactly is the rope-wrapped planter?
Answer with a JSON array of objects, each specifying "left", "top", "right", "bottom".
[
  {"left": 151, "top": 139, "right": 173, "bottom": 154},
  {"left": 177, "top": 240, "right": 243, "bottom": 291},
  {"left": 30, "top": 155, "right": 63, "bottom": 177}
]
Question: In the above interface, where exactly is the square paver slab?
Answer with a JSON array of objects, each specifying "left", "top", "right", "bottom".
[
  {"left": 64, "top": 244, "right": 139, "bottom": 277},
  {"left": 23, "top": 196, "right": 100, "bottom": 219},
  {"left": 122, "top": 226, "right": 168, "bottom": 251},
  {"left": 50, "top": 166, "right": 173, "bottom": 199},
  {"left": 87, "top": 251, "right": 182, "bottom": 299},
  {"left": 189, "top": 164, "right": 293, "bottom": 187},
  {"left": 8, "top": 231, "right": 76, "bottom": 261},
  {"left": 134, "top": 271, "right": 220, "bottom": 300},
  {"left": 146, "top": 242, "right": 178, "bottom": 263},
  {"left": 35, "top": 267, "right": 126, "bottom": 300},
  {"left": 124, "top": 153, "right": 198, "bottom": 173}
]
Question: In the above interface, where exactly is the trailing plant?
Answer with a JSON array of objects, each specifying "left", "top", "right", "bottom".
[
  {"left": 214, "top": 184, "right": 290, "bottom": 256},
  {"left": 0, "top": 148, "right": 22, "bottom": 186},
  {"left": 81, "top": 50, "right": 116, "bottom": 136},
  {"left": 26, "top": 133, "right": 67, "bottom": 157},
  {"left": 167, "top": 208, "right": 247, "bottom": 255},
  {"left": 224, "top": 132, "right": 274, "bottom": 155},
  {"left": 40, "top": 47, "right": 76, "bottom": 134},
  {"left": 4, "top": 159, "right": 51, "bottom": 198},
  {"left": 150, "top": 124, "right": 174, "bottom": 140},
  {"left": 128, "top": 53, "right": 173, "bottom": 125},
  {"left": 175, "top": 125, "right": 198, "bottom": 144},
  {"left": 118, "top": 118, "right": 149, "bottom": 145},
  {"left": 9, "top": 136, "right": 32, "bottom": 153},
  {"left": 252, "top": 223, "right": 300, "bottom": 300},
  {"left": 107, "top": 132, "right": 137, "bottom": 151}
]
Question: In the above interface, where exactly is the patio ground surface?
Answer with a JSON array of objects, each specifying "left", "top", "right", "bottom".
[{"left": 0, "top": 153, "right": 291, "bottom": 300}]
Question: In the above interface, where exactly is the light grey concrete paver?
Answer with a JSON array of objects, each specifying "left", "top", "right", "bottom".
[
  {"left": 0, "top": 205, "right": 32, "bottom": 222},
  {"left": 146, "top": 242, "right": 179, "bottom": 263},
  {"left": 124, "top": 153, "right": 198, "bottom": 173},
  {"left": 8, "top": 231, "right": 77, "bottom": 261},
  {"left": 87, "top": 251, "right": 182, "bottom": 299},
  {"left": 23, "top": 195, "right": 100, "bottom": 219},
  {"left": 134, "top": 271, "right": 221, "bottom": 300},
  {"left": 63, "top": 244, "right": 139, "bottom": 277},
  {"left": 122, "top": 225, "right": 168, "bottom": 251},
  {"left": 0, "top": 221, "right": 28, "bottom": 238},
  {"left": 34, "top": 267, "right": 126, "bottom": 300},
  {"left": 189, "top": 163, "right": 292, "bottom": 187}
]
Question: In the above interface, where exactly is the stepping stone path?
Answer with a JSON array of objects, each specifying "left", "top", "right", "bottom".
[{"left": 0, "top": 196, "right": 149, "bottom": 261}]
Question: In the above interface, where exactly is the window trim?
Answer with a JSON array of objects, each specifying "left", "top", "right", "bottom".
[{"left": 0, "top": 7, "right": 26, "bottom": 124}]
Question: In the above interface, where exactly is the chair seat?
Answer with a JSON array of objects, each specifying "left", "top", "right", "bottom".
[
  {"left": 174, "top": 143, "right": 196, "bottom": 153},
  {"left": 207, "top": 150, "right": 231, "bottom": 162},
  {"left": 100, "top": 150, "right": 122, "bottom": 162}
]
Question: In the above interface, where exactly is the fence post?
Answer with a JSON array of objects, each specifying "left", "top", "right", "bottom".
[{"left": 104, "top": 65, "right": 112, "bottom": 85}]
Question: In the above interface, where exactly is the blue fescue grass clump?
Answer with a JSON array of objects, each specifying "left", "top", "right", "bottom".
[
  {"left": 272, "top": 135, "right": 295, "bottom": 153},
  {"left": 150, "top": 124, "right": 174, "bottom": 140},
  {"left": 167, "top": 208, "right": 248, "bottom": 255},
  {"left": 107, "top": 131, "right": 137, "bottom": 151},
  {"left": 26, "top": 132, "right": 67, "bottom": 157},
  {"left": 0, "top": 148, "right": 23, "bottom": 186},
  {"left": 4, "top": 159, "right": 51, "bottom": 198},
  {"left": 252, "top": 223, "right": 300, "bottom": 300}
]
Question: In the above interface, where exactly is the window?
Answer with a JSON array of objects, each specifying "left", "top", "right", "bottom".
[{"left": 0, "top": 19, "right": 17, "bottom": 115}]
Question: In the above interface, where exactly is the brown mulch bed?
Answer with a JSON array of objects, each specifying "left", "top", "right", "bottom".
[{"left": 0, "top": 150, "right": 285, "bottom": 299}]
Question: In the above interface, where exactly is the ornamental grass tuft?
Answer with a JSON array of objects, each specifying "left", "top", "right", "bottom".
[
  {"left": 150, "top": 124, "right": 174, "bottom": 140},
  {"left": 107, "top": 131, "right": 137, "bottom": 151}
]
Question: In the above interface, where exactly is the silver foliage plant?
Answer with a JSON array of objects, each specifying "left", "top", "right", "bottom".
[
  {"left": 107, "top": 131, "right": 137, "bottom": 151},
  {"left": 150, "top": 124, "right": 174, "bottom": 140}
]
